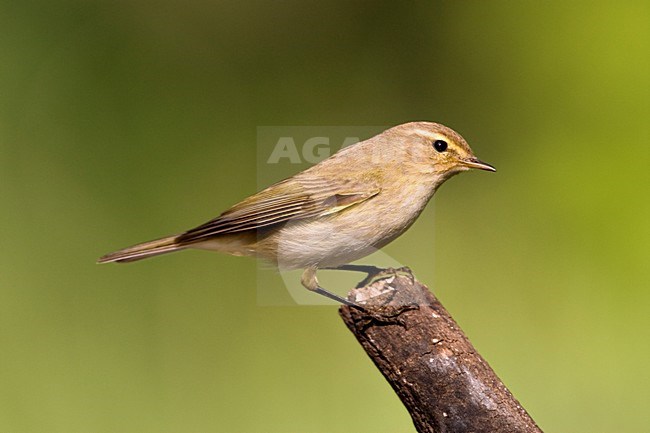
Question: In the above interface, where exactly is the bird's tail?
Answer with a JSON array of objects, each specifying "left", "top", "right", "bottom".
[{"left": 97, "top": 235, "right": 185, "bottom": 264}]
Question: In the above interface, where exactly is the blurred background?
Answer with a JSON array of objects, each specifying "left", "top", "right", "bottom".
[{"left": 1, "top": 1, "right": 648, "bottom": 432}]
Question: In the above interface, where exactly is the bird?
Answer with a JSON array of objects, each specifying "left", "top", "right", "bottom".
[{"left": 98, "top": 121, "right": 495, "bottom": 306}]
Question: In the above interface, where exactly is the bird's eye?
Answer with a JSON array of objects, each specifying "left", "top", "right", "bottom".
[{"left": 433, "top": 140, "right": 448, "bottom": 153}]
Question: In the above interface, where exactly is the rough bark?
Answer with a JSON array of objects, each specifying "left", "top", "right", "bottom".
[{"left": 339, "top": 268, "right": 543, "bottom": 433}]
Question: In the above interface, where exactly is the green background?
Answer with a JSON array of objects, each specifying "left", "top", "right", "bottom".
[{"left": 1, "top": 1, "right": 648, "bottom": 432}]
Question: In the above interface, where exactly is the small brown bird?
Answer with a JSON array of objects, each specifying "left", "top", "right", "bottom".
[{"left": 99, "top": 122, "right": 495, "bottom": 305}]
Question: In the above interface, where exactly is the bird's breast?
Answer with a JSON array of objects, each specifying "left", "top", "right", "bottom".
[{"left": 259, "top": 179, "right": 436, "bottom": 269}]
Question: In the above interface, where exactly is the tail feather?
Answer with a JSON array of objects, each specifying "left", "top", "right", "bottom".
[{"left": 98, "top": 235, "right": 184, "bottom": 264}]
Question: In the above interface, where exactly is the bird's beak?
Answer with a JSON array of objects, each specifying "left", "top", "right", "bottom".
[{"left": 463, "top": 157, "right": 496, "bottom": 172}]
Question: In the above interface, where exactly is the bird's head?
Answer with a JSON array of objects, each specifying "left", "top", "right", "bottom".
[{"left": 388, "top": 122, "right": 496, "bottom": 180}]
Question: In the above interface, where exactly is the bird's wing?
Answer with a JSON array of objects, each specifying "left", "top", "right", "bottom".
[{"left": 176, "top": 175, "right": 379, "bottom": 244}]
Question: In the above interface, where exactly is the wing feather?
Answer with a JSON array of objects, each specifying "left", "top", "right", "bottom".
[{"left": 177, "top": 176, "right": 379, "bottom": 244}]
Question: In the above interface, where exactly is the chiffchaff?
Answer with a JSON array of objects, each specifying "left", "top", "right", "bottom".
[{"left": 99, "top": 122, "right": 495, "bottom": 305}]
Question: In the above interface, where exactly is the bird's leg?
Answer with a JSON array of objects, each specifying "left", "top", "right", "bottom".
[
  {"left": 324, "top": 264, "right": 384, "bottom": 275},
  {"left": 322, "top": 264, "right": 394, "bottom": 288},
  {"left": 300, "top": 266, "right": 363, "bottom": 309}
]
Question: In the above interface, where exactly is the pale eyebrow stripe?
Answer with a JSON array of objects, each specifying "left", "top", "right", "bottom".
[{"left": 412, "top": 129, "right": 442, "bottom": 140}]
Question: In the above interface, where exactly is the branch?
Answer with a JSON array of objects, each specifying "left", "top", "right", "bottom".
[{"left": 339, "top": 268, "right": 543, "bottom": 433}]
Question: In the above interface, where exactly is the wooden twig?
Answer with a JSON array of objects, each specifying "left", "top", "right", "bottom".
[{"left": 339, "top": 268, "right": 543, "bottom": 433}]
